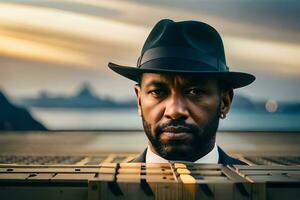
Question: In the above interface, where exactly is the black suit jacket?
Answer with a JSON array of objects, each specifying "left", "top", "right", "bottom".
[{"left": 130, "top": 146, "right": 246, "bottom": 165}]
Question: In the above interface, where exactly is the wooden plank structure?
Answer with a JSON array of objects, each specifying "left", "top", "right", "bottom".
[{"left": 0, "top": 161, "right": 300, "bottom": 200}]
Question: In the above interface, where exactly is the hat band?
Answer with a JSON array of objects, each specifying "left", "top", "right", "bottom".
[{"left": 137, "top": 47, "right": 228, "bottom": 71}]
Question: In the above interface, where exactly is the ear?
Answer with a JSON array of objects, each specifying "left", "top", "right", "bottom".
[
  {"left": 134, "top": 84, "right": 142, "bottom": 116},
  {"left": 220, "top": 89, "right": 234, "bottom": 115}
]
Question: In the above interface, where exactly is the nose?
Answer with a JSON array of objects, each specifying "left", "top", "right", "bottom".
[{"left": 164, "top": 94, "right": 189, "bottom": 120}]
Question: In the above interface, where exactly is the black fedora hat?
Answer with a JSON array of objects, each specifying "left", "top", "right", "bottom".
[{"left": 108, "top": 19, "right": 255, "bottom": 88}]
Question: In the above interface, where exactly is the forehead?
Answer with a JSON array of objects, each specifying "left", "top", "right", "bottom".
[{"left": 140, "top": 73, "right": 219, "bottom": 87}]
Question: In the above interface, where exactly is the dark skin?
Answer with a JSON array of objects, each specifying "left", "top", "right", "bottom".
[{"left": 134, "top": 73, "right": 233, "bottom": 162}]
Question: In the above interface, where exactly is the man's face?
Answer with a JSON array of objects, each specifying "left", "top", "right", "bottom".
[{"left": 135, "top": 73, "right": 232, "bottom": 162}]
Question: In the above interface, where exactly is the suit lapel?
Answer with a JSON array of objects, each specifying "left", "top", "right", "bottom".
[
  {"left": 130, "top": 148, "right": 147, "bottom": 163},
  {"left": 218, "top": 146, "right": 246, "bottom": 165}
]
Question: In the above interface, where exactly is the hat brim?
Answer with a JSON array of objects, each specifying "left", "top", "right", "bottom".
[{"left": 108, "top": 62, "right": 255, "bottom": 89}]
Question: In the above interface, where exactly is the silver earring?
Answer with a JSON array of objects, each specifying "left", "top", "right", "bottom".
[{"left": 220, "top": 113, "right": 226, "bottom": 119}]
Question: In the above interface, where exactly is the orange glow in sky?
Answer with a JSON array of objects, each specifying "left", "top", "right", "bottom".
[{"left": 0, "top": 0, "right": 299, "bottom": 101}]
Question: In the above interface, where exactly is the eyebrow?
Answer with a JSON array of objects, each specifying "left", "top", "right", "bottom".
[
  {"left": 144, "top": 79, "right": 212, "bottom": 88},
  {"left": 185, "top": 81, "right": 209, "bottom": 87},
  {"left": 144, "top": 81, "right": 168, "bottom": 88}
]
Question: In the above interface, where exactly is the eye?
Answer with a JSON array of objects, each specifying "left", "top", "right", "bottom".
[
  {"left": 148, "top": 89, "right": 167, "bottom": 98},
  {"left": 187, "top": 88, "right": 205, "bottom": 96}
]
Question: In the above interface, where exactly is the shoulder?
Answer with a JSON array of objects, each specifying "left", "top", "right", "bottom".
[
  {"left": 218, "top": 147, "right": 247, "bottom": 165},
  {"left": 129, "top": 149, "right": 147, "bottom": 163}
]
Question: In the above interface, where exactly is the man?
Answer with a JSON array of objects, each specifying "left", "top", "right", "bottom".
[{"left": 108, "top": 19, "right": 255, "bottom": 164}]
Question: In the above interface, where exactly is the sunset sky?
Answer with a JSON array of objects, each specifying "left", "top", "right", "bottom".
[{"left": 0, "top": 0, "right": 299, "bottom": 102}]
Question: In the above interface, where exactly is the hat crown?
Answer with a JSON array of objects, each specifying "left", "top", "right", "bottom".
[
  {"left": 108, "top": 19, "right": 255, "bottom": 89},
  {"left": 141, "top": 19, "right": 226, "bottom": 65}
]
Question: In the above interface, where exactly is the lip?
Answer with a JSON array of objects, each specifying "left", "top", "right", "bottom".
[
  {"left": 161, "top": 131, "right": 192, "bottom": 140},
  {"left": 162, "top": 126, "right": 192, "bottom": 133}
]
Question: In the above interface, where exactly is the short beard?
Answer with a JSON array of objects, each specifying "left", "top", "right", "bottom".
[{"left": 141, "top": 104, "right": 221, "bottom": 162}]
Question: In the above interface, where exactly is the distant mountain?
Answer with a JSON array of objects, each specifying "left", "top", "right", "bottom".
[
  {"left": 231, "top": 95, "right": 300, "bottom": 114},
  {"left": 17, "top": 83, "right": 136, "bottom": 109},
  {"left": 268, "top": 102, "right": 300, "bottom": 113},
  {"left": 231, "top": 94, "right": 257, "bottom": 111},
  {"left": 13, "top": 83, "right": 300, "bottom": 113},
  {"left": 0, "top": 91, "right": 47, "bottom": 131},
  {"left": 76, "top": 83, "right": 97, "bottom": 99}
]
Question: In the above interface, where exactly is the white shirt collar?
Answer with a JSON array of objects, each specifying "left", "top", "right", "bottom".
[{"left": 146, "top": 143, "right": 219, "bottom": 164}]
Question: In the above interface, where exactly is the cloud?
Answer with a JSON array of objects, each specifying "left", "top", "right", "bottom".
[
  {"left": 0, "top": 0, "right": 299, "bottom": 101},
  {"left": 224, "top": 36, "right": 300, "bottom": 76},
  {"left": 121, "top": 0, "right": 300, "bottom": 44},
  {"left": 0, "top": 0, "right": 122, "bottom": 18}
]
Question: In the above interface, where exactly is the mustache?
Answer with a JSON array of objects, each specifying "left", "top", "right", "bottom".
[{"left": 155, "top": 119, "right": 200, "bottom": 135}]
